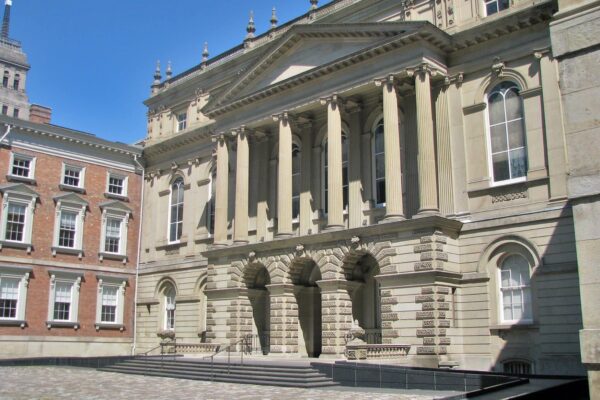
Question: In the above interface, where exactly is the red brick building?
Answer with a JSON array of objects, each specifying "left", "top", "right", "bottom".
[{"left": 0, "top": 115, "right": 142, "bottom": 357}]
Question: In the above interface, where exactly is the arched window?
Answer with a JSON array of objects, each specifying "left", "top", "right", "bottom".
[
  {"left": 207, "top": 171, "right": 216, "bottom": 235},
  {"left": 292, "top": 144, "right": 301, "bottom": 220},
  {"left": 322, "top": 135, "right": 349, "bottom": 213},
  {"left": 499, "top": 254, "right": 532, "bottom": 323},
  {"left": 487, "top": 82, "right": 527, "bottom": 184},
  {"left": 164, "top": 285, "right": 176, "bottom": 330},
  {"left": 13, "top": 74, "right": 19, "bottom": 91},
  {"left": 372, "top": 118, "right": 385, "bottom": 206},
  {"left": 169, "top": 178, "right": 184, "bottom": 243}
]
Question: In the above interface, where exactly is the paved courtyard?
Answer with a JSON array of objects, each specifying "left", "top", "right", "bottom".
[{"left": 0, "top": 366, "right": 453, "bottom": 400}]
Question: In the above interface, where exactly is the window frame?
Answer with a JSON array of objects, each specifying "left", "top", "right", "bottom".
[
  {"left": 0, "top": 184, "right": 38, "bottom": 252},
  {"left": 168, "top": 177, "right": 185, "bottom": 244},
  {"left": 98, "top": 201, "right": 131, "bottom": 263},
  {"left": 46, "top": 270, "right": 82, "bottom": 329},
  {"left": 51, "top": 194, "right": 87, "bottom": 258},
  {"left": 483, "top": 0, "right": 509, "bottom": 16},
  {"left": 176, "top": 111, "right": 187, "bottom": 132},
  {"left": 164, "top": 285, "right": 176, "bottom": 331},
  {"left": 207, "top": 171, "right": 216, "bottom": 236},
  {"left": 497, "top": 254, "right": 533, "bottom": 325},
  {"left": 105, "top": 173, "right": 128, "bottom": 199},
  {"left": 371, "top": 117, "right": 386, "bottom": 208},
  {"left": 291, "top": 143, "right": 301, "bottom": 222},
  {"left": 0, "top": 266, "right": 31, "bottom": 327},
  {"left": 485, "top": 81, "right": 528, "bottom": 187},
  {"left": 60, "top": 164, "right": 86, "bottom": 192},
  {"left": 95, "top": 275, "right": 127, "bottom": 331}
]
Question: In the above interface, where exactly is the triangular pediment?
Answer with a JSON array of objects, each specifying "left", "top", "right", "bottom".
[
  {"left": 53, "top": 192, "right": 88, "bottom": 207},
  {"left": 99, "top": 200, "right": 132, "bottom": 214},
  {"left": 0, "top": 183, "right": 40, "bottom": 198},
  {"left": 209, "top": 22, "right": 426, "bottom": 110}
]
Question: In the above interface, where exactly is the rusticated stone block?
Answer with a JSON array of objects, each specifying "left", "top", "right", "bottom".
[
  {"left": 438, "top": 320, "right": 451, "bottom": 328},
  {"left": 439, "top": 337, "right": 451, "bottom": 345},
  {"left": 382, "top": 329, "right": 399, "bottom": 338},
  {"left": 415, "top": 295, "right": 434, "bottom": 303},
  {"left": 382, "top": 321, "right": 393, "bottom": 329},
  {"left": 381, "top": 313, "right": 398, "bottom": 321},
  {"left": 437, "top": 303, "right": 450, "bottom": 311},
  {"left": 381, "top": 297, "right": 399, "bottom": 305},
  {"left": 414, "top": 262, "right": 433, "bottom": 271},
  {"left": 206, "top": 332, "right": 217, "bottom": 339},
  {"left": 417, "top": 346, "right": 436, "bottom": 355},
  {"left": 438, "top": 328, "right": 447, "bottom": 336},
  {"left": 381, "top": 290, "right": 392, "bottom": 297},
  {"left": 416, "top": 328, "right": 436, "bottom": 337},
  {"left": 381, "top": 305, "right": 393, "bottom": 313},
  {"left": 421, "top": 251, "right": 448, "bottom": 262},
  {"left": 322, "top": 315, "right": 337, "bottom": 323},
  {"left": 423, "top": 337, "right": 435, "bottom": 345},
  {"left": 422, "top": 320, "right": 435, "bottom": 328},
  {"left": 421, "top": 287, "right": 434, "bottom": 295},
  {"left": 383, "top": 338, "right": 393, "bottom": 344},
  {"left": 438, "top": 346, "right": 447, "bottom": 354},
  {"left": 437, "top": 286, "right": 450, "bottom": 295},
  {"left": 206, "top": 319, "right": 216, "bottom": 326},
  {"left": 438, "top": 311, "right": 447, "bottom": 319},
  {"left": 422, "top": 303, "right": 435, "bottom": 311},
  {"left": 416, "top": 311, "right": 434, "bottom": 320}
]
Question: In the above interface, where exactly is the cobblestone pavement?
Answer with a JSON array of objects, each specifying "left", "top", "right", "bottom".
[{"left": 0, "top": 366, "right": 453, "bottom": 400}]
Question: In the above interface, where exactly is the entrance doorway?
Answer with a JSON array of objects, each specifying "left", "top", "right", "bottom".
[
  {"left": 350, "top": 255, "right": 382, "bottom": 344},
  {"left": 294, "top": 261, "right": 322, "bottom": 358}
]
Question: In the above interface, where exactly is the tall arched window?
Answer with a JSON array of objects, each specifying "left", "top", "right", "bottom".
[
  {"left": 169, "top": 178, "right": 184, "bottom": 243},
  {"left": 499, "top": 254, "right": 532, "bottom": 323},
  {"left": 164, "top": 285, "right": 176, "bottom": 330},
  {"left": 292, "top": 144, "right": 301, "bottom": 220},
  {"left": 372, "top": 118, "right": 385, "bottom": 206},
  {"left": 322, "top": 135, "right": 349, "bottom": 213},
  {"left": 487, "top": 82, "right": 527, "bottom": 184},
  {"left": 207, "top": 172, "right": 216, "bottom": 235}
]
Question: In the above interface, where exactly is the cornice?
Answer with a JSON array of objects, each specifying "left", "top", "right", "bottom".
[{"left": 142, "top": 122, "right": 215, "bottom": 159}]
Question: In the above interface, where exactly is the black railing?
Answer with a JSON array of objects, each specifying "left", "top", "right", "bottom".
[{"left": 246, "top": 332, "right": 270, "bottom": 355}]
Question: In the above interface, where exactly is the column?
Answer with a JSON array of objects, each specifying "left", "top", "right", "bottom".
[
  {"left": 299, "top": 120, "right": 313, "bottom": 235},
  {"left": 435, "top": 85, "right": 454, "bottom": 216},
  {"left": 347, "top": 102, "right": 363, "bottom": 229},
  {"left": 255, "top": 138, "right": 269, "bottom": 241},
  {"left": 234, "top": 128, "right": 249, "bottom": 243},
  {"left": 214, "top": 134, "right": 229, "bottom": 244},
  {"left": 378, "top": 76, "right": 405, "bottom": 220},
  {"left": 275, "top": 113, "right": 293, "bottom": 236},
  {"left": 267, "top": 283, "right": 298, "bottom": 354},
  {"left": 321, "top": 95, "right": 344, "bottom": 229},
  {"left": 415, "top": 67, "right": 439, "bottom": 214},
  {"left": 317, "top": 280, "right": 353, "bottom": 358}
]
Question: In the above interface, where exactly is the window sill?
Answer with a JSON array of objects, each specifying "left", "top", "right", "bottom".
[
  {"left": 194, "top": 231, "right": 214, "bottom": 244},
  {"left": 0, "top": 319, "right": 26, "bottom": 328},
  {"left": 467, "top": 176, "right": 548, "bottom": 197},
  {"left": 6, "top": 175, "right": 36, "bottom": 185},
  {"left": 0, "top": 240, "right": 32, "bottom": 253},
  {"left": 59, "top": 184, "right": 85, "bottom": 194},
  {"left": 490, "top": 323, "right": 537, "bottom": 331},
  {"left": 98, "top": 252, "right": 127, "bottom": 264},
  {"left": 104, "top": 192, "right": 129, "bottom": 202},
  {"left": 156, "top": 236, "right": 188, "bottom": 250},
  {"left": 46, "top": 321, "right": 80, "bottom": 330},
  {"left": 51, "top": 246, "right": 83, "bottom": 259},
  {"left": 95, "top": 323, "right": 125, "bottom": 332}
]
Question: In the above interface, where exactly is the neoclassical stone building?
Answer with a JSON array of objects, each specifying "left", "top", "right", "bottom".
[{"left": 137, "top": 0, "right": 585, "bottom": 375}]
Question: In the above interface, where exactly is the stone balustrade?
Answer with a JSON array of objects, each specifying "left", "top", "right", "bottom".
[{"left": 345, "top": 343, "right": 411, "bottom": 360}]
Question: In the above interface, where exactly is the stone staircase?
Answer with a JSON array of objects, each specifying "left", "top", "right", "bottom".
[{"left": 98, "top": 357, "right": 339, "bottom": 388}]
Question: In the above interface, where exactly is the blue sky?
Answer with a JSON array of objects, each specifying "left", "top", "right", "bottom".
[{"left": 11, "top": 1, "right": 327, "bottom": 144}]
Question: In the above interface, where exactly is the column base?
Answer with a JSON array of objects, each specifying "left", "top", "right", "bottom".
[
  {"left": 211, "top": 241, "right": 230, "bottom": 248},
  {"left": 324, "top": 224, "right": 344, "bottom": 232},
  {"left": 233, "top": 239, "right": 249, "bottom": 245},
  {"left": 414, "top": 209, "right": 440, "bottom": 219},
  {"left": 379, "top": 214, "right": 406, "bottom": 224},
  {"left": 275, "top": 232, "right": 293, "bottom": 239}
]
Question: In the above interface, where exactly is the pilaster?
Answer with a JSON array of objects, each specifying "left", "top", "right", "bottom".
[
  {"left": 435, "top": 85, "right": 454, "bottom": 216},
  {"left": 275, "top": 113, "right": 293, "bottom": 237}
]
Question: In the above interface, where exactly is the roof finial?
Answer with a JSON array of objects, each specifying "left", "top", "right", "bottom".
[
  {"left": 202, "top": 42, "right": 209, "bottom": 67},
  {"left": 153, "top": 60, "right": 162, "bottom": 84},
  {"left": 270, "top": 7, "right": 278, "bottom": 29},
  {"left": 246, "top": 11, "right": 256, "bottom": 40},
  {"left": 1, "top": 0, "right": 12, "bottom": 40},
  {"left": 310, "top": 0, "right": 319, "bottom": 11},
  {"left": 166, "top": 61, "right": 172, "bottom": 80}
]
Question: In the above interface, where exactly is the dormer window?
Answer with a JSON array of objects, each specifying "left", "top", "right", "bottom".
[
  {"left": 177, "top": 112, "right": 187, "bottom": 132},
  {"left": 484, "top": 0, "right": 509, "bottom": 16}
]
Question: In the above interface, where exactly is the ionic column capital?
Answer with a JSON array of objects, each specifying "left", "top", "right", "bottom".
[
  {"left": 374, "top": 74, "right": 397, "bottom": 88},
  {"left": 272, "top": 111, "right": 293, "bottom": 124},
  {"left": 407, "top": 63, "right": 441, "bottom": 79},
  {"left": 320, "top": 93, "right": 341, "bottom": 107}
]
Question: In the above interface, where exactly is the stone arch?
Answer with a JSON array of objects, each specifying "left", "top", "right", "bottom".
[
  {"left": 474, "top": 68, "right": 529, "bottom": 106},
  {"left": 314, "top": 120, "right": 352, "bottom": 146},
  {"left": 340, "top": 238, "right": 396, "bottom": 278},
  {"left": 477, "top": 234, "right": 542, "bottom": 274},
  {"left": 312, "top": 248, "right": 345, "bottom": 281},
  {"left": 155, "top": 276, "right": 178, "bottom": 299},
  {"left": 269, "top": 133, "right": 303, "bottom": 159}
]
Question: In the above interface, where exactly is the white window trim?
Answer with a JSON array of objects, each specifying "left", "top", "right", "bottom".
[
  {"left": 371, "top": 116, "right": 386, "bottom": 208},
  {"left": 7, "top": 152, "right": 36, "bottom": 182},
  {"left": 0, "top": 266, "right": 31, "bottom": 327},
  {"left": 105, "top": 172, "right": 128, "bottom": 199},
  {"left": 0, "top": 190, "right": 36, "bottom": 252},
  {"left": 52, "top": 199, "right": 86, "bottom": 258},
  {"left": 98, "top": 206, "right": 130, "bottom": 263},
  {"left": 46, "top": 271, "right": 82, "bottom": 329},
  {"left": 163, "top": 286, "right": 176, "bottom": 331},
  {"left": 485, "top": 82, "right": 528, "bottom": 187},
  {"left": 175, "top": 111, "right": 188, "bottom": 133},
  {"left": 95, "top": 276, "right": 127, "bottom": 331},
  {"left": 60, "top": 164, "right": 86, "bottom": 191},
  {"left": 497, "top": 255, "right": 533, "bottom": 325},
  {"left": 168, "top": 178, "right": 184, "bottom": 244}
]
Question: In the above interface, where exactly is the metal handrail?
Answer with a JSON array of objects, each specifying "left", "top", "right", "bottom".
[
  {"left": 202, "top": 336, "right": 251, "bottom": 380},
  {"left": 137, "top": 339, "right": 177, "bottom": 373}
]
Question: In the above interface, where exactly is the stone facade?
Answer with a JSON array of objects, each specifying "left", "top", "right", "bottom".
[{"left": 137, "top": 0, "right": 586, "bottom": 376}]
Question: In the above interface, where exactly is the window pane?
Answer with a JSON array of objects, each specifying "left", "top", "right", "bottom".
[
  {"left": 505, "top": 88, "right": 522, "bottom": 121},
  {"left": 375, "top": 125, "right": 384, "bottom": 153},
  {"left": 12, "top": 157, "right": 30, "bottom": 177},
  {"left": 492, "top": 152, "right": 510, "bottom": 182},
  {"left": 0, "top": 277, "right": 19, "bottom": 318},
  {"left": 486, "top": 2, "right": 498, "bottom": 15},
  {"left": 101, "top": 286, "right": 118, "bottom": 323},
  {"left": 59, "top": 212, "right": 77, "bottom": 248},
  {"left": 488, "top": 93, "right": 505, "bottom": 125},
  {"left": 54, "top": 282, "right": 72, "bottom": 321},
  {"left": 490, "top": 124, "right": 508, "bottom": 153},
  {"left": 377, "top": 180, "right": 386, "bottom": 205},
  {"left": 499, "top": 0, "right": 510, "bottom": 11},
  {"left": 509, "top": 148, "right": 527, "bottom": 179},
  {"left": 6, "top": 203, "right": 25, "bottom": 242},
  {"left": 507, "top": 120, "right": 525, "bottom": 149},
  {"left": 501, "top": 269, "right": 511, "bottom": 288},
  {"left": 64, "top": 168, "right": 80, "bottom": 187}
]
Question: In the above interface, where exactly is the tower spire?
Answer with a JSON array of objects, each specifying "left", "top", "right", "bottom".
[
  {"left": 270, "top": 7, "right": 278, "bottom": 30},
  {"left": 310, "top": 0, "right": 319, "bottom": 11},
  {"left": 246, "top": 11, "right": 256, "bottom": 40},
  {"left": 1, "top": 0, "right": 12, "bottom": 40},
  {"left": 166, "top": 61, "right": 172, "bottom": 80},
  {"left": 202, "top": 42, "right": 209, "bottom": 67}
]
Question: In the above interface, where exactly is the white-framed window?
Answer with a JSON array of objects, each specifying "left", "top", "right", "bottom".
[
  {"left": 52, "top": 194, "right": 87, "bottom": 257},
  {"left": 164, "top": 285, "right": 176, "bottom": 330},
  {"left": 47, "top": 271, "right": 82, "bottom": 328},
  {"left": 8, "top": 153, "right": 35, "bottom": 181},
  {"left": 372, "top": 118, "right": 386, "bottom": 206},
  {"left": 499, "top": 254, "right": 533, "bottom": 324},
  {"left": 0, "top": 266, "right": 31, "bottom": 326},
  {"left": 484, "top": 0, "right": 509, "bottom": 16},
  {"left": 176, "top": 112, "right": 187, "bottom": 132},
  {"left": 61, "top": 164, "right": 85, "bottom": 190},
  {"left": 168, "top": 178, "right": 184, "bottom": 243},
  {"left": 321, "top": 135, "right": 349, "bottom": 214},
  {"left": 207, "top": 171, "right": 216, "bottom": 236},
  {"left": 99, "top": 200, "right": 131, "bottom": 262},
  {"left": 486, "top": 82, "right": 527, "bottom": 185},
  {"left": 106, "top": 173, "right": 128, "bottom": 198},
  {"left": 292, "top": 143, "right": 301, "bottom": 220},
  {"left": 95, "top": 276, "right": 127, "bottom": 330},
  {"left": 0, "top": 184, "right": 38, "bottom": 251}
]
